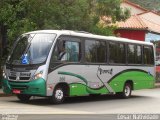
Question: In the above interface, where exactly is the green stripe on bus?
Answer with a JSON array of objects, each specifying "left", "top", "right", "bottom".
[
  {"left": 58, "top": 71, "right": 88, "bottom": 84},
  {"left": 58, "top": 71, "right": 108, "bottom": 94},
  {"left": 58, "top": 70, "right": 155, "bottom": 96},
  {"left": 69, "top": 83, "right": 109, "bottom": 96},
  {"left": 109, "top": 71, "right": 155, "bottom": 92},
  {"left": 2, "top": 78, "right": 46, "bottom": 96}
]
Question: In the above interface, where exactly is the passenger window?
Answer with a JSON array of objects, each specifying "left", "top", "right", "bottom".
[
  {"left": 85, "top": 40, "right": 97, "bottom": 62},
  {"left": 127, "top": 44, "right": 135, "bottom": 64},
  {"left": 63, "top": 41, "right": 80, "bottom": 62},
  {"left": 135, "top": 45, "right": 142, "bottom": 64},
  {"left": 96, "top": 41, "right": 106, "bottom": 63},
  {"left": 50, "top": 37, "right": 81, "bottom": 65},
  {"left": 127, "top": 44, "right": 143, "bottom": 65},
  {"left": 143, "top": 46, "right": 154, "bottom": 65},
  {"left": 51, "top": 45, "right": 59, "bottom": 62},
  {"left": 109, "top": 42, "right": 125, "bottom": 64},
  {"left": 85, "top": 40, "right": 106, "bottom": 63}
]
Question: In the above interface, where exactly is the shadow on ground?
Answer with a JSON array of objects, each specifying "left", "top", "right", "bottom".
[{"left": 10, "top": 94, "right": 152, "bottom": 106}]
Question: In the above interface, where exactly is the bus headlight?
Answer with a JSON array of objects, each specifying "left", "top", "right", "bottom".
[
  {"left": 34, "top": 71, "right": 43, "bottom": 80},
  {"left": 3, "top": 70, "right": 7, "bottom": 79}
]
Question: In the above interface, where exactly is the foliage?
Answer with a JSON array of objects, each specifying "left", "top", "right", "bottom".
[
  {"left": 129, "top": 0, "right": 160, "bottom": 11},
  {"left": 0, "top": 0, "right": 130, "bottom": 84},
  {"left": 95, "top": 0, "right": 130, "bottom": 22},
  {"left": 0, "top": 0, "right": 130, "bottom": 40}
]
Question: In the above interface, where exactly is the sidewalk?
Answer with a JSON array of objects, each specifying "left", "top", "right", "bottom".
[
  {"left": 155, "top": 82, "right": 160, "bottom": 88},
  {"left": 0, "top": 83, "right": 160, "bottom": 97},
  {"left": 0, "top": 88, "right": 3, "bottom": 95},
  {"left": 0, "top": 88, "right": 5, "bottom": 97},
  {"left": 0, "top": 88, "right": 12, "bottom": 97}
]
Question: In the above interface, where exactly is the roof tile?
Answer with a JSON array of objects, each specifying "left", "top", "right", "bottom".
[{"left": 117, "top": 12, "right": 160, "bottom": 34}]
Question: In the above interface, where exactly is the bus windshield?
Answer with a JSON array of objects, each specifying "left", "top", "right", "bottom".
[{"left": 8, "top": 33, "right": 56, "bottom": 65}]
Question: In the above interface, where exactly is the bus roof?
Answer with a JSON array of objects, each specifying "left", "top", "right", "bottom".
[{"left": 26, "top": 30, "right": 153, "bottom": 46}]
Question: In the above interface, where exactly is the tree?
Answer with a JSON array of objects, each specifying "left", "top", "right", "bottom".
[
  {"left": 88, "top": 0, "right": 130, "bottom": 35},
  {"left": 0, "top": 0, "right": 130, "bottom": 85},
  {"left": 130, "top": 0, "right": 160, "bottom": 11},
  {"left": 0, "top": 0, "right": 130, "bottom": 43}
]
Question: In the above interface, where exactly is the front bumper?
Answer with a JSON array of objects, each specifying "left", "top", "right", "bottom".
[{"left": 2, "top": 78, "right": 46, "bottom": 96}]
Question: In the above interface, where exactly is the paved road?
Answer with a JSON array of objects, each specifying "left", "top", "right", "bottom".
[{"left": 0, "top": 88, "right": 160, "bottom": 119}]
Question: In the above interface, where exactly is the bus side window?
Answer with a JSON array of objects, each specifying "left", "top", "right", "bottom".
[
  {"left": 85, "top": 39, "right": 106, "bottom": 63},
  {"left": 58, "top": 41, "right": 69, "bottom": 61},
  {"left": 135, "top": 45, "right": 142, "bottom": 64},
  {"left": 143, "top": 46, "right": 154, "bottom": 65},
  {"left": 49, "top": 40, "right": 67, "bottom": 69},
  {"left": 85, "top": 40, "right": 97, "bottom": 62},
  {"left": 50, "top": 43, "right": 60, "bottom": 68},
  {"left": 109, "top": 42, "right": 125, "bottom": 64},
  {"left": 127, "top": 44, "right": 135, "bottom": 64},
  {"left": 51, "top": 39, "right": 81, "bottom": 64},
  {"left": 51, "top": 45, "right": 59, "bottom": 62},
  {"left": 63, "top": 41, "right": 80, "bottom": 62}
]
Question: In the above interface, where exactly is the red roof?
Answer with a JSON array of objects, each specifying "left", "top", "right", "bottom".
[
  {"left": 117, "top": 15, "right": 147, "bottom": 30},
  {"left": 139, "top": 12, "right": 160, "bottom": 33},
  {"left": 117, "top": 12, "right": 160, "bottom": 34}
]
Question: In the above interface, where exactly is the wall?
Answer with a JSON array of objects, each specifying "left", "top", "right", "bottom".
[
  {"left": 115, "top": 29, "right": 146, "bottom": 41},
  {"left": 121, "top": 2, "right": 146, "bottom": 15}
]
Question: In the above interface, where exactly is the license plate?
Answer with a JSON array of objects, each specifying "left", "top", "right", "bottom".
[{"left": 12, "top": 89, "right": 21, "bottom": 94}]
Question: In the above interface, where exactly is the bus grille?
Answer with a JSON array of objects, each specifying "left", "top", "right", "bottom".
[
  {"left": 20, "top": 77, "right": 30, "bottom": 80},
  {"left": 8, "top": 76, "right": 16, "bottom": 80},
  {"left": 8, "top": 71, "right": 31, "bottom": 81},
  {"left": 10, "top": 84, "right": 28, "bottom": 90},
  {"left": 8, "top": 76, "right": 30, "bottom": 81}
]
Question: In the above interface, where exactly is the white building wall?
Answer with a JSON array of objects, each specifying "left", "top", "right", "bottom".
[{"left": 121, "top": 2, "right": 146, "bottom": 15}]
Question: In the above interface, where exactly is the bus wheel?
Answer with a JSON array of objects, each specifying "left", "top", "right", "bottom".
[
  {"left": 49, "top": 86, "right": 65, "bottom": 104},
  {"left": 17, "top": 94, "right": 31, "bottom": 102},
  {"left": 122, "top": 83, "right": 132, "bottom": 98},
  {"left": 117, "top": 83, "right": 132, "bottom": 99}
]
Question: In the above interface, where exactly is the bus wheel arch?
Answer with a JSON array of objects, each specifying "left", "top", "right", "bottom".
[
  {"left": 49, "top": 82, "right": 69, "bottom": 104},
  {"left": 117, "top": 80, "right": 133, "bottom": 99},
  {"left": 125, "top": 80, "right": 134, "bottom": 90},
  {"left": 122, "top": 80, "right": 133, "bottom": 98},
  {"left": 54, "top": 82, "right": 70, "bottom": 97}
]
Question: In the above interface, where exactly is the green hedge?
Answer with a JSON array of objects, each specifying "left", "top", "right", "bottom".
[{"left": 0, "top": 65, "right": 2, "bottom": 88}]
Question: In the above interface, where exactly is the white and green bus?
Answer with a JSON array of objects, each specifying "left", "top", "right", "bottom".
[{"left": 2, "top": 30, "right": 155, "bottom": 104}]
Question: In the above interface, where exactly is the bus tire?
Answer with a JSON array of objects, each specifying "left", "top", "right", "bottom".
[
  {"left": 17, "top": 94, "right": 31, "bottom": 102},
  {"left": 122, "top": 83, "right": 132, "bottom": 98},
  {"left": 49, "top": 86, "right": 65, "bottom": 104},
  {"left": 117, "top": 83, "right": 132, "bottom": 99}
]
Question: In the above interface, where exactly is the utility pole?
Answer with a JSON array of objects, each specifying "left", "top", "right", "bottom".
[
  {"left": 0, "top": 26, "right": 2, "bottom": 59},
  {"left": 0, "top": 25, "right": 2, "bottom": 87}
]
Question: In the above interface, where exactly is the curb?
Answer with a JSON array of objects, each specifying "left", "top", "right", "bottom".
[
  {"left": 155, "top": 83, "right": 160, "bottom": 88},
  {"left": 0, "top": 89, "right": 13, "bottom": 97},
  {"left": 0, "top": 93, "right": 13, "bottom": 97}
]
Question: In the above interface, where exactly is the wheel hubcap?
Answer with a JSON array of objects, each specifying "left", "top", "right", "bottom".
[
  {"left": 125, "top": 86, "right": 130, "bottom": 96},
  {"left": 55, "top": 89, "right": 63, "bottom": 100}
]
